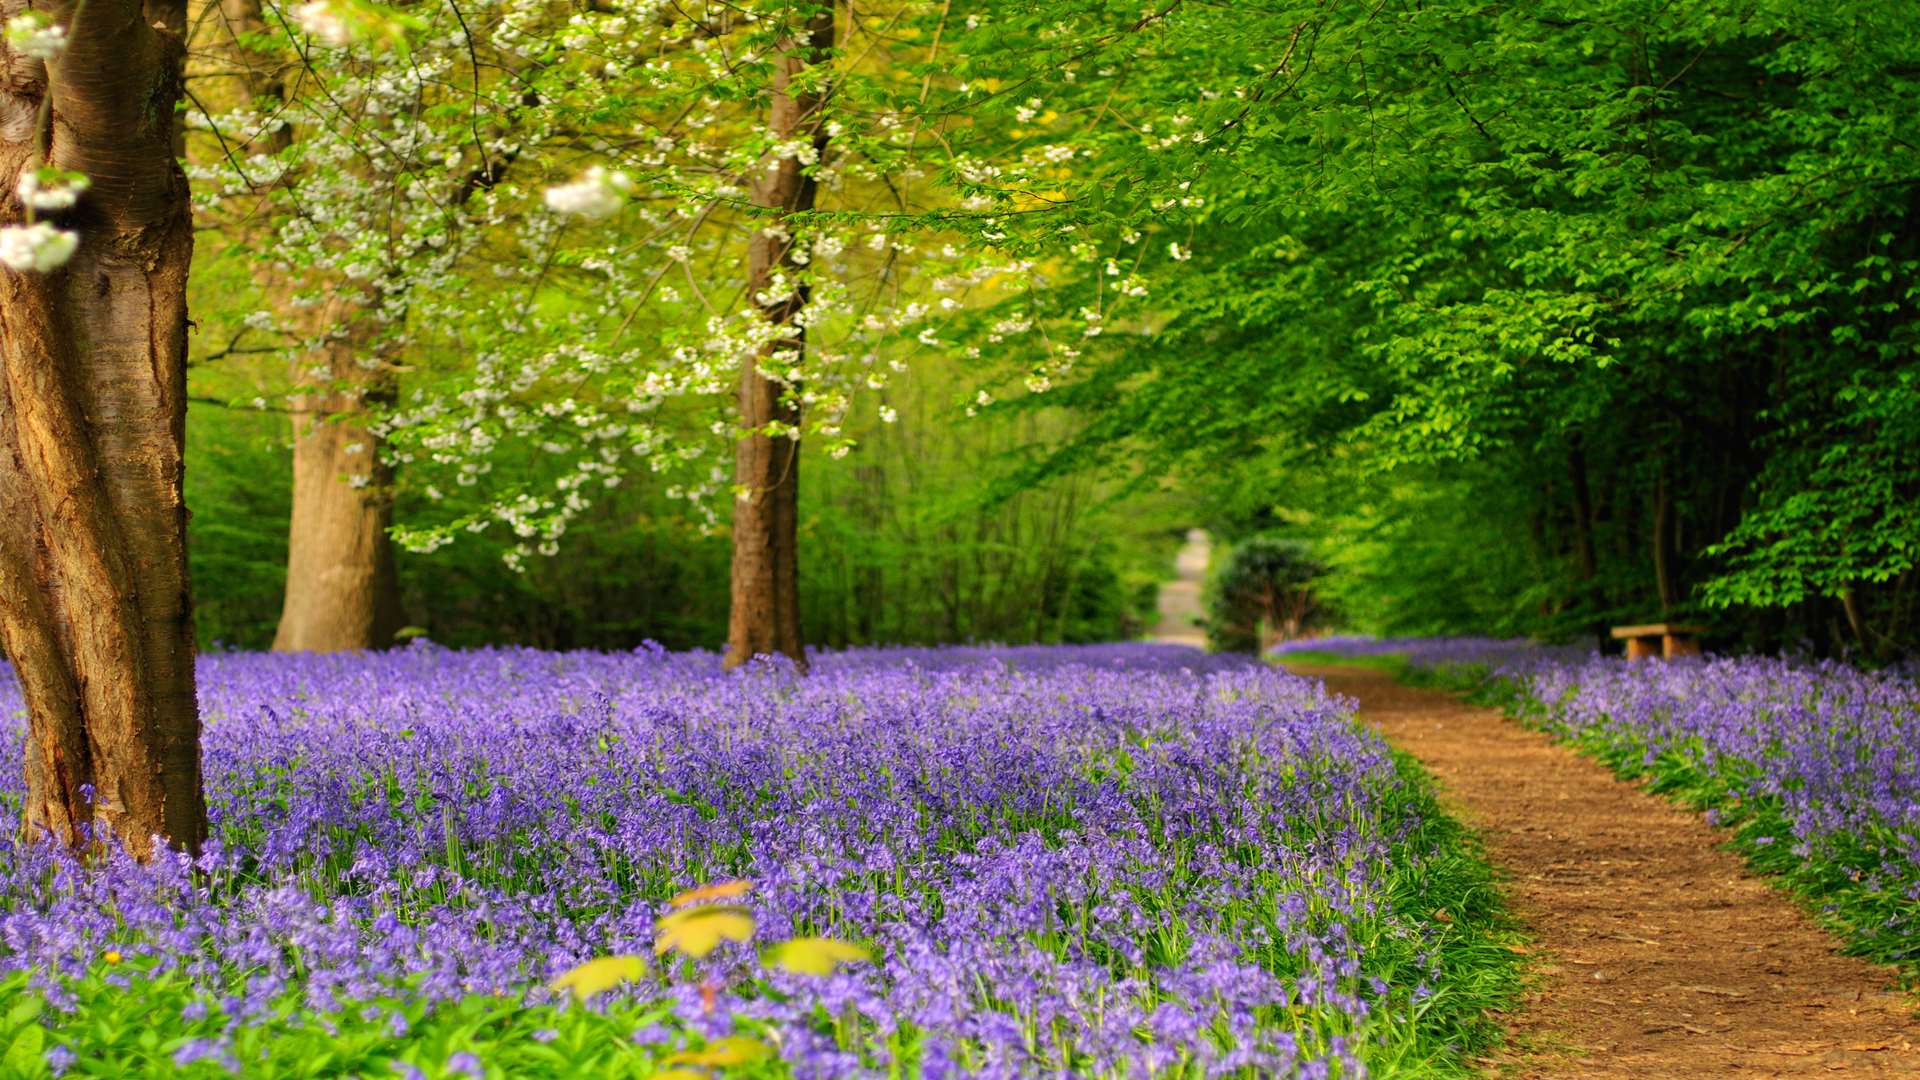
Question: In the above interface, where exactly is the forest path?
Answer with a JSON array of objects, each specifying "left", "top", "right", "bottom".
[
  {"left": 1284, "top": 663, "right": 1920, "bottom": 1079},
  {"left": 1150, "top": 529, "right": 1210, "bottom": 646}
]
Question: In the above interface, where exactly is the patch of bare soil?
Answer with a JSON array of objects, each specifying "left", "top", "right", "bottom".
[{"left": 1286, "top": 663, "right": 1920, "bottom": 1079}]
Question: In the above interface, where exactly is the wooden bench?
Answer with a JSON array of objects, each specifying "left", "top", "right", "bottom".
[{"left": 1609, "top": 623, "right": 1707, "bottom": 661}]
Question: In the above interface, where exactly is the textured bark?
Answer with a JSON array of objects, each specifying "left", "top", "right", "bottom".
[
  {"left": 0, "top": 0, "right": 207, "bottom": 857},
  {"left": 272, "top": 294, "right": 402, "bottom": 652},
  {"left": 725, "top": 5, "right": 834, "bottom": 672}
]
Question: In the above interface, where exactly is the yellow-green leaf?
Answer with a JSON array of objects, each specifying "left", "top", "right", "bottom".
[
  {"left": 663, "top": 1035, "right": 773, "bottom": 1068},
  {"left": 763, "top": 936, "right": 873, "bottom": 976},
  {"left": 653, "top": 905, "right": 755, "bottom": 958},
  {"left": 547, "top": 954, "right": 647, "bottom": 1000},
  {"left": 668, "top": 879, "right": 753, "bottom": 908}
]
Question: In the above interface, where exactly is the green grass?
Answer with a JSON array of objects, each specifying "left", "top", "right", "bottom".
[
  {"left": 1359, "top": 749, "right": 1528, "bottom": 1076},
  {"left": 0, "top": 966, "right": 754, "bottom": 1079},
  {"left": 1271, "top": 651, "right": 1413, "bottom": 676}
]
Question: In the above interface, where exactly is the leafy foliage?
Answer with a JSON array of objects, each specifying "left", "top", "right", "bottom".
[
  {"left": 182, "top": 372, "right": 1164, "bottom": 650},
  {"left": 968, "top": 0, "right": 1920, "bottom": 658}
]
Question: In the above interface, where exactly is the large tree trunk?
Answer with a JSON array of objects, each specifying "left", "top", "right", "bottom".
[
  {"left": 725, "top": 5, "right": 834, "bottom": 671},
  {"left": 272, "top": 296, "right": 402, "bottom": 652},
  {"left": 0, "top": 0, "right": 207, "bottom": 858},
  {"left": 205, "top": 0, "right": 404, "bottom": 653}
]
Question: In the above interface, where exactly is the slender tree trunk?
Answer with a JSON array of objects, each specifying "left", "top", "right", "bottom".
[
  {"left": 1568, "top": 435, "right": 1602, "bottom": 643},
  {"left": 216, "top": 0, "right": 285, "bottom": 113},
  {"left": 0, "top": 0, "right": 208, "bottom": 858},
  {"left": 1652, "top": 462, "right": 1680, "bottom": 615},
  {"left": 1838, "top": 587, "right": 1870, "bottom": 655},
  {"left": 1889, "top": 569, "right": 1914, "bottom": 646},
  {"left": 1569, "top": 441, "right": 1599, "bottom": 583},
  {"left": 725, "top": 4, "right": 834, "bottom": 671},
  {"left": 273, "top": 296, "right": 402, "bottom": 652}
]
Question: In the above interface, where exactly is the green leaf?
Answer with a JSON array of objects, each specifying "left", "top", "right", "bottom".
[{"left": 3, "top": 1023, "right": 45, "bottom": 1074}]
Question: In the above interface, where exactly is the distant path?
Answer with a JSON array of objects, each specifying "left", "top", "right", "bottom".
[
  {"left": 1151, "top": 529, "right": 1210, "bottom": 647},
  {"left": 1286, "top": 663, "right": 1920, "bottom": 1078}
]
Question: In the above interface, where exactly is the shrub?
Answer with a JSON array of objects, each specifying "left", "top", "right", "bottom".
[{"left": 1208, "top": 537, "right": 1326, "bottom": 652}]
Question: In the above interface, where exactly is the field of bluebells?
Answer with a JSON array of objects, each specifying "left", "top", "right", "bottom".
[
  {"left": 0, "top": 644, "right": 1515, "bottom": 1078},
  {"left": 1278, "top": 637, "right": 1920, "bottom": 973}
]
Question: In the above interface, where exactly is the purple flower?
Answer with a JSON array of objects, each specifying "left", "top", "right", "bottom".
[
  {"left": 171, "top": 1038, "right": 239, "bottom": 1072},
  {"left": 0, "top": 643, "right": 1471, "bottom": 1077}
]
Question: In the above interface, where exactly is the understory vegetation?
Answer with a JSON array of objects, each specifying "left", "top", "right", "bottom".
[
  {"left": 1, "top": 646, "right": 1519, "bottom": 1077},
  {"left": 188, "top": 366, "right": 1179, "bottom": 652}
]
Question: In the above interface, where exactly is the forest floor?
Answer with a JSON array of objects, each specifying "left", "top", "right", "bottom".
[{"left": 1286, "top": 662, "right": 1920, "bottom": 1078}]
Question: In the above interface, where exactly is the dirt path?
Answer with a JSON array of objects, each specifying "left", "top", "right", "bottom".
[
  {"left": 1151, "top": 529, "right": 1210, "bottom": 646},
  {"left": 1286, "top": 663, "right": 1920, "bottom": 1078}
]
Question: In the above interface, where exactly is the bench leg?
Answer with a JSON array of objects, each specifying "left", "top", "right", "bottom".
[
  {"left": 1663, "top": 634, "right": 1700, "bottom": 659},
  {"left": 1625, "top": 637, "right": 1658, "bottom": 662}
]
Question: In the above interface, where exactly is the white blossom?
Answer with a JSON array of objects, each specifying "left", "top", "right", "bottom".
[
  {"left": 543, "top": 166, "right": 631, "bottom": 219},
  {"left": 16, "top": 169, "right": 88, "bottom": 212},
  {"left": 5, "top": 13, "right": 65, "bottom": 60},
  {"left": 0, "top": 222, "right": 78, "bottom": 272},
  {"left": 293, "top": 0, "right": 353, "bottom": 45}
]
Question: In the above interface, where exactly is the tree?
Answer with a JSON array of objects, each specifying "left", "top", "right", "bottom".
[
  {"left": 189, "top": 0, "right": 1249, "bottom": 667},
  {"left": 0, "top": 0, "right": 207, "bottom": 856},
  {"left": 273, "top": 291, "right": 404, "bottom": 652},
  {"left": 193, "top": 0, "right": 450, "bottom": 653},
  {"left": 363, "top": 0, "right": 1034, "bottom": 663},
  {"left": 726, "top": 5, "right": 833, "bottom": 670}
]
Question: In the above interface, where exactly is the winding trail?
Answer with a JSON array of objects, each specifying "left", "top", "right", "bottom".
[
  {"left": 1149, "top": 529, "right": 1210, "bottom": 647},
  {"left": 1286, "top": 663, "right": 1920, "bottom": 1078}
]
